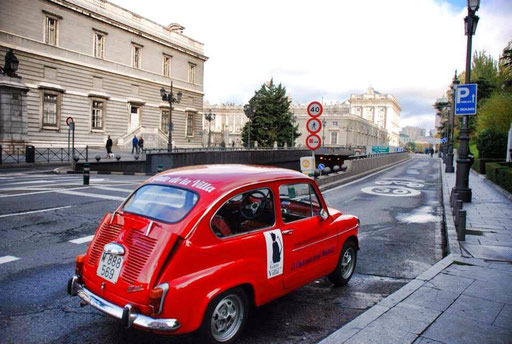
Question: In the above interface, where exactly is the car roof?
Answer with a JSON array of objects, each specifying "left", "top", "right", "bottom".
[{"left": 148, "top": 164, "right": 309, "bottom": 197}]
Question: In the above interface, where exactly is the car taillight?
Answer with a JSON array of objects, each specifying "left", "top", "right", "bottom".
[
  {"left": 149, "top": 287, "right": 164, "bottom": 315},
  {"left": 75, "top": 254, "right": 86, "bottom": 276}
]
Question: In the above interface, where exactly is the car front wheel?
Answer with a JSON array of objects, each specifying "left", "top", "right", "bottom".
[
  {"left": 328, "top": 240, "right": 357, "bottom": 287},
  {"left": 200, "top": 287, "right": 249, "bottom": 344}
]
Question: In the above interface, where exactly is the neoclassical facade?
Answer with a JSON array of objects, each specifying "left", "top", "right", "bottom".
[{"left": 0, "top": 0, "right": 207, "bottom": 149}]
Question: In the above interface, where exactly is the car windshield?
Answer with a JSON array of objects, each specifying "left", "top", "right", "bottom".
[{"left": 122, "top": 184, "right": 199, "bottom": 223}]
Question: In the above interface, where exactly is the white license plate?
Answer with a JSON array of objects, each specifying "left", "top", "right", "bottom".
[{"left": 96, "top": 252, "right": 124, "bottom": 284}]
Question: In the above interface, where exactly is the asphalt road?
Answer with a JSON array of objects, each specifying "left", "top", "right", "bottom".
[{"left": 0, "top": 155, "right": 443, "bottom": 344}]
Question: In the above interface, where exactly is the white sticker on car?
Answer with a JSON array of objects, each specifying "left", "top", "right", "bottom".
[{"left": 263, "top": 229, "right": 284, "bottom": 279}]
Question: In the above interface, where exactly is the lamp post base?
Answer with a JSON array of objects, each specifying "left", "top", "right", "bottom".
[
  {"left": 445, "top": 153, "right": 455, "bottom": 173},
  {"left": 451, "top": 187, "right": 472, "bottom": 203}
]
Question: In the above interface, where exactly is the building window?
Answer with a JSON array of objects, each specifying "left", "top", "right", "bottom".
[
  {"left": 45, "top": 17, "right": 58, "bottom": 45},
  {"left": 188, "top": 63, "right": 196, "bottom": 83},
  {"left": 163, "top": 55, "right": 171, "bottom": 77},
  {"left": 161, "top": 110, "right": 170, "bottom": 133},
  {"left": 333, "top": 121, "right": 338, "bottom": 126},
  {"left": 331, "top": 131, "right": 338, "bottom": 145},
  {"left": 42, "top": 93, "right": 59, "bottom": 127},
  {"left": 186, "top": 113, "right": 194, "bottom": 136},
  {"left": 91, "top": 100, "right": 104, "bottom": 130},
  {"left": 94, "top": 32, "right": 105, "bottom": 58},
  {"left": 132, "top": 45, "right": 142, "bottom": 68}
]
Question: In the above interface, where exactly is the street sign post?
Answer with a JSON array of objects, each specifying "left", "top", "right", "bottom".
[
  {"left": 455, "top": 84, "right": 478, "bottom": 115},
  {"left": 306, "top": 118, "right": 322, "bottom": 134}
]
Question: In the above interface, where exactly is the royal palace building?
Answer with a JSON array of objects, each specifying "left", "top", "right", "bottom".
[{"left": 0, "top": 0, "right": 207, "bottom": 149}]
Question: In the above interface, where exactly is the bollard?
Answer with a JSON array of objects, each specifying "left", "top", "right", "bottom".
[
  {"left": 457, "top": 210, "right": 467, "bottom": 241},
  {"left": 83, "top": 163, "right": 90, "bottom": 185},
  {"left": 454, "top": 199, "right": 463, "bottom": 220},
  {"left": 157, "top": 164, "right": 163, "bottom": 173}
]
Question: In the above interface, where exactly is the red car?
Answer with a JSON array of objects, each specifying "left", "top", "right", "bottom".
[{"left": 67, "top": 165, "right": 359, "bottom": 343}]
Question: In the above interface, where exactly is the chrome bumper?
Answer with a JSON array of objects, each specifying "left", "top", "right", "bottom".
[{"left": 67, "top": 276, "right": 180, "bottom": 331}]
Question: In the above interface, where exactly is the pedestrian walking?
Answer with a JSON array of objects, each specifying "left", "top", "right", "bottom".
[
  {"left": 430, "top": 147, "right": 434, "bottom": 157},
  {"left": 132, "top": 135, "right": 139, "bottom": 154},
  {"left": 105, "top": 135, "right": 113, "bottom": 158},
  {"left": 138, "top": 136, "right": 144, "bottom": 153}
]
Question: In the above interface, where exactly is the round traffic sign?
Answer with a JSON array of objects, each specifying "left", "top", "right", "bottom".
[
  {"left": 66, "top": 116, "right": 74, "bottom": 126},
  {"left": 318, "top": 163, "right": 325, "bottom": 170},
  {"left": 307, "top": 101, "right": 323, "bottom": 117},
  {"left": 305, "top": 134, "right": 321, "bottom": 150},
  {"left": 306, "top": 118, "right": 322, "bottom": 134}
]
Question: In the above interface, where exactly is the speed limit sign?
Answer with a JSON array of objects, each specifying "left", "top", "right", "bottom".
[
  {"left": 307, "top": 101, "right": 323, "bottom": 117},
  {"left": 305, "top": 134, "right": 321, "bottom": 150}
]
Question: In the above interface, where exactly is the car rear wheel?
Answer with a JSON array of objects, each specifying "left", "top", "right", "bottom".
[
  {"left": 328, "top": 240, "right": 357, "bottom": 287},
  {"left": 200, "top": 287, "right": 248, "bottom": 344}
]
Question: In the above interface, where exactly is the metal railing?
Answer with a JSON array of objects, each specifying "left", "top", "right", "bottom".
[
  {"left": 1, "top": 145, "right": 89, "bottom": 164},
  {"left": 143, "top": 146, "right": 310, "bottom": 154}
]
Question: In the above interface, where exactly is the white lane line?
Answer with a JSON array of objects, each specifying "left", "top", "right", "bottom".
[
  {"left": 93, "top": 186, "right": 133, "bottom": 193},
  {"left": 3, "top": 180, "right": 58, "bottom": 186},
  {"left": 0, "top": 205, "right": 73, "bottom": 218},
  {"left": 0, "top": 256, "right": 20, "bottom": 264},
  {"left": 69, "top": 235, "right": 94, "bottom": 244},
  {"left": 323, "top": 158, "right": 413, "bottom": 193},
  {"left": 54, "top": 189, "right": 125, "bottom": 201}
]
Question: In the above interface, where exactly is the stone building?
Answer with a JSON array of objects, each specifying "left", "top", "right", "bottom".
[
  {"left": 349, "top": 86, "right": 401, "bottom": 146},
  {"left": 201, "top": 103, "right": 249, "bottom": 147},
  {"left": 400, "top": 126, "right": 426, "bottom": 141},
  {"left": 0, "top": 0, "right": 207, "bottom": 149}
]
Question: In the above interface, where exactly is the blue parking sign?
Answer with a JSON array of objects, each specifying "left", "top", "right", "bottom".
[{"left": 455, "top": 84, "right": 477, "bottom": 115}]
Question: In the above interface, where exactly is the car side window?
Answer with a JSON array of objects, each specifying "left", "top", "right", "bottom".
[
  {"left": 211, "top": 188, "right": 275, "bottom": 238},
  {"left": 279, "top": 183, "right": 322, "bottom": 223}
]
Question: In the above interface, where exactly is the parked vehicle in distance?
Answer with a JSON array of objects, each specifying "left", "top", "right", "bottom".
[{"left": 67, "top": 164, "right": 359, "bottom": 343}]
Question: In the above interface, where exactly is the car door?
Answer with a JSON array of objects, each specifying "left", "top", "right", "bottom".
[{"left": 278, "top": 182, "right": 338, "bottom": 290}]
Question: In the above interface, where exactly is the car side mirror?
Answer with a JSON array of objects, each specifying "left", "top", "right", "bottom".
[{"left": 320, "top": 209, "right": 329, "bottom": 221}]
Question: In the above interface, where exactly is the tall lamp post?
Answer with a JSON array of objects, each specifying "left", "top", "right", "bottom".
[
  {"left": 322, "top": 119, "right": 327, "bottom": 147},
  {"left": 243, "top": 104, "right": 254, "bottom": 149},
  {"left": 160, "top": 81, "right": 182, "bottom": 150},
  {"left": 446, "top": 71, "right": 460, "bottom": 173},
  {"left": 204, "top": 110, "right": 216, "bottom": 148},
  {"left": 453, "top": 0, "right": 480, "bottom": 202}
]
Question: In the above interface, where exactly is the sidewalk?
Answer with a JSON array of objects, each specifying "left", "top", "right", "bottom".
[{"left": 320, "top": 159, "right": 512, "bottom": 344}]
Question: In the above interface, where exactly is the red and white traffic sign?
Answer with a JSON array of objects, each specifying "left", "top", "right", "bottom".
[
  {"left": 306, "top": 118, "right": 322, "bottom": 134},
  {"left": 66, "top": 116, "right": 74, "bottom": 126},
  {"left": 305, "top": 134, "right": 321, "bottom": 150},
  {"left": 307, "top": 101, "right": 323, "bottom": 117}
]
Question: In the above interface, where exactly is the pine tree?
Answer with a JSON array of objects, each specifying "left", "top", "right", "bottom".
[{"left": 242, "top": 80, "right": 300, "bottom": 147}]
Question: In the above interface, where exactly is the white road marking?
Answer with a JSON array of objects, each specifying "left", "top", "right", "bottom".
[
  {"left": 0, "top": 256, "right": 20, "bottom": 264},
  {"left": 54, "top": 190, "right": 125, "bottom": 201},
  {"left": 0, "top": 205, "right": 73, "bottom": 218},
  {"left": 93, "top": 186, "right": 133, "bottom": 193},
  {"left": 69, "top": 235, "right": 95, "bottom": 244},
  {"left": 2, "top": 180, "right": 58, "bottom": 186},
  {"left": 361, "top": 186, "right": 421, "bottom": 197}
]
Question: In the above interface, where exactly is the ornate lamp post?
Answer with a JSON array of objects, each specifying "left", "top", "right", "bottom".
[
  {"left": 243, "top": 104, "right": 254, "bottom": 149},
  {"left": 446, "top": 71, "right": 460, "bottom": 173},
  {"left": 204, "top": 110, "right": 216, "bottom": 148},
  {"left": 453, "top": 0, "right": 480, "bottom": 202},
  {"left": 322, "top": 119, "right": 327, "bottom": 147},
  {"left": 160, "top": 81, "right": 182, "bottom": 150},
  {"left": 1, "top": 49, "right": 20, "bottom": 77}
]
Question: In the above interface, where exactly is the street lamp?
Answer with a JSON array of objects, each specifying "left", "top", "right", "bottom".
[
  {"left": 1, "top": 49, "right": 20, "bottom": 77},
  {"left": 322, "top": 119, "right": 327, "bottom": 147},
  {"left": 204, "top": 110, "right": 216, "bottom": 148},
  {"left": 160, "top": 81, "right": 182, "bottom": 150},
  {"left": 243, "top": 104, "right": 254, "bottom": 149},
  {"left": 291, "top": 114, "right": 296, "bottom": 147},
  {"left": 453, "top": 0, "right": 480, "bottom": 202},
  {"left": 446, "top": 71, "right": 460, "bottom": 173}
]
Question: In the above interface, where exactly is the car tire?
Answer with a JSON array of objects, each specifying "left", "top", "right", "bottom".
[
  {"left": 200, "top": 287, "right": 249, "bottom": 344},
  {"left": 328, "top": 240, "right": 357, "bottom": 287}
]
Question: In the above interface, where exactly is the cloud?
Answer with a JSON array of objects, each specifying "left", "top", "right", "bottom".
[{"left": 109, "top": 0, "right": 512, "bottom": 130}]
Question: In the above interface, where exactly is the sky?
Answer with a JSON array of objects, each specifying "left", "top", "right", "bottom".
[{"left": 109, "top": 0, "right": 512, "bottom": 132}]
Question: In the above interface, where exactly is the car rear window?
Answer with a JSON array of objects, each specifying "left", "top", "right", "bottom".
[{"left": 122, "top": 184, "right": 198, "bottom": 223}]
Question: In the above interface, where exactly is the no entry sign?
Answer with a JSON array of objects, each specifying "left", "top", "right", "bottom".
[
  {"left": 307, "top": 101, "right": 323, "bottom": 117},
  {"left": 306, "top": 118, "right": 322, "bottom": 134},
  {"left": 305, "top": 134, "right": 321, "bottom": 150}
]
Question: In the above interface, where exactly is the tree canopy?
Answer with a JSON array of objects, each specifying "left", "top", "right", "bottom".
[{"left": 242, "top": 80, "right": 300, "bottom": 147}]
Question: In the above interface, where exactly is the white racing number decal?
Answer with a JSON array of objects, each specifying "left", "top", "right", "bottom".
[
  {"left": 361, "top": 186, "right": 421, "bottom": 197},
  {"left": 263, "top": 229, "right": 284, "bottom": 279}
]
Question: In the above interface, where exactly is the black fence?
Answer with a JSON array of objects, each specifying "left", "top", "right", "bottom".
[
  {"left": 0, "top": 145, "right": 89, "bottom": 165},
  {"left": 143, "top": 146, "right": 310, "bottom": 154}
]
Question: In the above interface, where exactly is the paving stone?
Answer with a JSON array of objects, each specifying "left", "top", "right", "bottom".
[
  {"left": 443, "top": 264, "right": 511, "bottom": 282},
  {"left": 372, "top": 303, "right": 440, "bottom": 334},
  {"left": 424, "top": 272, "right": 474, "bottom": 294},
  {"left": 344, "top": 321, "right": 418, "bottom": 344},
  {"left": 488, "top": 261, "right": 512, "bottom": 273},
  {"left": 423, "top": 312, "right": 512, "bottom": 344},
  {"left": 413, "top": 337, "right": 447, "bottom": 344},
  {"left": 403, "top": 286, "right": 459, "bottom": 312},
  {"left": 379, "top": 279, "right": 425, "bottom": 308},
  {"left": 463, "top": 279, "right": 512, "bottom": 305},
  {"left": 493, "top": 305, "right": 512, "bottom": 330},
  {"left": 443, "top": 294, "right": 504, "bottom": 325}
]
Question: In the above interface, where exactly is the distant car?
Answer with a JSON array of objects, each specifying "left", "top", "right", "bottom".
[{"left": 67, "top": 165, "right": 359, "bottom": 343}]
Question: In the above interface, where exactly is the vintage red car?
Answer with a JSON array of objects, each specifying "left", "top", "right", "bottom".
[{"left": 67, "top": 164, "right": 359, "bottom": 343}]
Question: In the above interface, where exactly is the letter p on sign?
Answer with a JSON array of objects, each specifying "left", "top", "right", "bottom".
[{"left": 457, "top": 87, "right": 469, "bottom": 100}]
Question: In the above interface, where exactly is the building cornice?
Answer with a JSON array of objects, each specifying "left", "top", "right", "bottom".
[{"left": 44, "top": 0, "right": 208, "bottom": 61}]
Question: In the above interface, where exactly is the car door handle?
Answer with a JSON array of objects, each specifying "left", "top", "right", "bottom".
[{"left": 282, "top": 229, "right": 294, "bottom": 235}]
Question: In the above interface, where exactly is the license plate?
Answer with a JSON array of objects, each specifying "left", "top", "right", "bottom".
[{"left": 96, "top": 252, "right": 124, "bottom": 283}]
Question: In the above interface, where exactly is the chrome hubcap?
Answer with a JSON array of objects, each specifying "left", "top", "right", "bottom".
[
  {"left": 211, "top": 294, "right": 243, "bottom": 342},
  {"left": 341, "top": 247, "right": 355, "bottom": 279}
]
